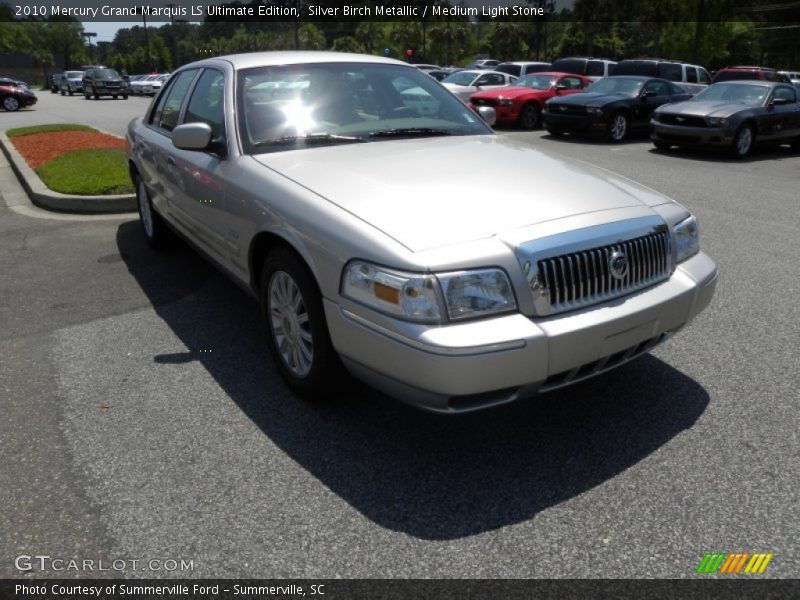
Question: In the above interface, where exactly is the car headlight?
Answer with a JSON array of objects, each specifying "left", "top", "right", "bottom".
[
  {"left": 586, "top": 106, "right": 604, "bottom": 115},
  {"left": 673, "top": 216, "right": 700, "bottom": 263},
  {"left": 497, "top": 98, "right": 514, "bottom": 106},
  {"left": 438, "top": 269, "right": 517, "bottom": 321},
  {"left": 341, "top": 261, "right": 517, "bottom": 323},
  {"left": 342, "top": 261, "right": 442, "bottom": 322},
  {"left": 706, "top": 117, "right": 728, "bottom": 127}
]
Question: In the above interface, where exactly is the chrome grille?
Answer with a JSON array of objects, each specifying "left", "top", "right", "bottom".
[{"left": 537, "top": 231, "right": 670, "bottom": 313}]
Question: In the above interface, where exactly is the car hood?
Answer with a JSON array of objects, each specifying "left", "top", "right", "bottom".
[
  {"left": 657, "top": 100, "right": 752, "bottom": 118},
  {"left": 253, "top": 135, "right": 668, "bottom": 252},
  {"left": 473, "top": 86, "right": 547, "bottom": 100},
  {"left": 550, "top": 92, "right": 632, "bottom": 107}
]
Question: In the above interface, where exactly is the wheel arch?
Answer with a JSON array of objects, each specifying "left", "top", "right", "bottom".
[{"left": 248, "top": 230, "right": 319, "bottom": 296}]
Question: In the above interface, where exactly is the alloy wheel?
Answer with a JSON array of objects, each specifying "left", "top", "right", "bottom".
[
  {"left": 3, "top": 96, "right": 19, "bottom": 111},
  {"left": 268, "top": 271, "right": 313, "bottom": 378},
  {"left": 610, "top": 114, "right": 627, "bottom": 141}
]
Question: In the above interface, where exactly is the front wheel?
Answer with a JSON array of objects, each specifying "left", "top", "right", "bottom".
[
  {"left": 518, "top": 103, "right": 541, "bottom": 130},
  {"left": 135, "top": 175, "right": 169, "bottom": 249},
  {"left": 2, "top": 96, "right": 20, "bottom": 111},
  {"left": 260, "top": 249, "right": 340, "bottom": 399},
  {"left": 731, "top": 124, "right": 754, "bottom": 158},
  {"left": 607, "top": 112, "right": 629, "bottom": 142}
]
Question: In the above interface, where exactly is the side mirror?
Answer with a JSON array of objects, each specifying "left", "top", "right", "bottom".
[
  {"left": 642, "top": 89, "right": 657, "bottom": 99},
  {"left": 477, "top": 106, "right": 496, "bottom": 127},
  {"left": 770, "top": 97, "right": 790, "bottom": 106},
  {"left": 172, "top": 123, "right": 213, "bottom": 151},
  {"left": 553, "top": 84, "right": 566, "bottom": 94}
]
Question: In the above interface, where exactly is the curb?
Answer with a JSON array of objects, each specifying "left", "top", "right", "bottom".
[{"left": 0, "top": 131, "right": 136, "bottom": 214}]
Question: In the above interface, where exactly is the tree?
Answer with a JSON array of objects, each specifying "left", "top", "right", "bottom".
[{"left": 331, "top": 36, "right": 365, "bottom": 54}]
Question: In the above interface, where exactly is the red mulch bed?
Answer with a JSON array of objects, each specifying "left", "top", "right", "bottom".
[{"left": 12, "top": 131, "right": 126, "bottom": 169}]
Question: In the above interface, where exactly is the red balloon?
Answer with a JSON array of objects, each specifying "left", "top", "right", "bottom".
[{"left": 405, "top": 49, "right": 413, "bottom": 57}]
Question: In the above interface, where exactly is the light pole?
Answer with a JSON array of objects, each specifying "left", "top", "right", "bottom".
[
  {"left": 165, "top": 3, "right": 177, "bottom": 69},
  {"left": 142, "top": 14, "right": 152, "bottom": 72},
  {"left": 81, "top": 32, "right": 97, "bottom": 65}
]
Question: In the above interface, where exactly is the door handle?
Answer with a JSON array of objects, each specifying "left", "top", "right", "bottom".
[{"left": 166, "top": 156, "right": 176, "bottom": 166}]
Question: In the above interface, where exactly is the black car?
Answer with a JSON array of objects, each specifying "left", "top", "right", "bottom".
[
  {"left": 651, "top": 81, "right": 800, "bottom": 158},
  {"left": 82, "top": 67, "right": 129, "bottom": 100},
  {"left": 50, "top": 73, "right": 63, "bottom": 93},
  {"left": 0, "top": 80, "right": 37, "bottom": 111},
  {"left": 542, "top": 76, "right": 692, "bottom": 142}
]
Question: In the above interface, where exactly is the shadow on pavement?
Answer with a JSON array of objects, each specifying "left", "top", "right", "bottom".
[{"left": 118, "top": 220, "right": 709, "bottom": 541}]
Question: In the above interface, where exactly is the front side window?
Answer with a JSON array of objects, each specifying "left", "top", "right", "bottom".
[
  {"left": 237, "top": 62, "right": 491, "bottom": 154},
  {"left": 586, "top": 61, "right": 606, "bottom": 76},
  {"left": 150, "top": 69, "right": 198, "bottom": 132},
  {"left": 644, "top": 80, "right": 670, "bottom": 96},
  {"left": 560, "top": 76, "right": 584, "bottom": 90},
  {"left": 183, "top": 69, "right": 225, "bottom": 138},
  {"left": 517, "top": 74, "right": 556, "bottom": 90},
  {"left": 442, "top": 71, "right": 480, "bottom": 86},
  {"left": 477, "top": 73, "right": 505, "bottom": 86},
  {"left": 772, "top": 86, "right": 797, "bottom": 103}
]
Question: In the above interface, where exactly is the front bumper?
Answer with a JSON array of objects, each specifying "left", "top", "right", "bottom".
[
  {"left": 651, "top": 121, "right": 733, "bottom": 147},
  {"left": 542, "top": 110, "right": 605, "bottom": 132},
  {"left": 21, "top": 94, "right": 37, "bottom": 107},
  {"left": 326, "top": 252, "right": 718, "bottom": 413}
]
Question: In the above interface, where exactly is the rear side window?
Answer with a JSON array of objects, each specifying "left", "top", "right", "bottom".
[
  {"left": 611, "top": 61, "right": 657, "bottom": 76},
  {"left": 183, "top": 69, "right": 225, "bottom": 138},
  {"left": 552, "top": 59, "right": 587, "bottom": 75},
  {"left": 496, "top": 64, "right": 521, "bottom": 77},
  {"left": 150, "top": 69, "right": 199, "bottom": 133},
  {"left": 586, "top": 60, "right": 605, "bottom": 76},
  {"left": 658, "top": 63, "right": 683, "bottom": 81}
]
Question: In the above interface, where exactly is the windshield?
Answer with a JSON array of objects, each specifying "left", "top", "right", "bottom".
[
  {"left": 586, "top": 77, "right": 644, "bottom": 97},
  {"left": 442, "top": 71, "right": 479, "bottom": 86},
  {"left": 93, "top": 69, "right": 120, "bottom": 79},
  {"left": 65, "top": 71, "right": 83, "bottom": 78},
  {"left": 516, "top": 74, "right": 557, "bottom": 90},
  {"left": 238, "top": 63, "right": 491, "bottom": 154},
  {"left": 692, "top": 83, "right": 769, "bottom": 106}
]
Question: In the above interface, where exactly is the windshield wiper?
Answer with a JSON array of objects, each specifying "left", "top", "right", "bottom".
[
  {"left": 369, "top": 128, "right": 454, "bottom": 138},
  {"left": 253, "top": 133, "right": 366, "bottom": 148}
]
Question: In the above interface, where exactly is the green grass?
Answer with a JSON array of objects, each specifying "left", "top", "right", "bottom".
[
  {"left": 36, "top": 148, "right": 133, "bottom": 195},
  {"left": 6, "top": 124, "right": 96, "bottom": 137}
]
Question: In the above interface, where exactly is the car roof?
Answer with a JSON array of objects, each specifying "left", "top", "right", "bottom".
[
  {"left": 502, "top": 61, "right": 551, "bottom": 66},
  {"left": 184, "top": 51, "right": 409, "bottom": 71},
  {"left": 711, "top": 80, "right": 779, "bottom": 87}
]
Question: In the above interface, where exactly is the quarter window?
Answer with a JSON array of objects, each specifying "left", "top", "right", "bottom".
[
  {"left": 150, "top": 69, "right": 198, "bottom": 133},
  {"left": 773, "top": 86, "right": 797, "bottom": 103}
]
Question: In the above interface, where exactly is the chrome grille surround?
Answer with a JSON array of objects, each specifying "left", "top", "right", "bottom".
[{"left": 516, "top": 216, "right": 673, "bottom": 317}]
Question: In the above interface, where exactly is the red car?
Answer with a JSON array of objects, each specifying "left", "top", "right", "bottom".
[{"left": 470, "top": 71, "right": 591, "bottom": 129}]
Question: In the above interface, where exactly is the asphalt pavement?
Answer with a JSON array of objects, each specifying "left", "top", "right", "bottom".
[{"left": 0, "top": 92, "right": 798, "bottom": 579}]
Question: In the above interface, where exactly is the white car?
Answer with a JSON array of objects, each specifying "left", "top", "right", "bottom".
[
  {"left": 143, "top": 74, "right": 170, "bottom": 96},
  {"left": 441, "top": 70, "right": 517, "bottom": 102},
  {"left": 130, "top": 74, "right": 159, "bottom": 95}
]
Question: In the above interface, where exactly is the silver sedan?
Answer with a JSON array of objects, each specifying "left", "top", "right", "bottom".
[{"left": 127, "top": 51, "right": 718, "bottom": 413}]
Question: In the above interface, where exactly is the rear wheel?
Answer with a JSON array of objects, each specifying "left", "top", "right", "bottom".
[
  {"left": 260, "top": 248, "right": 340, "bottom": 400},
  {"left": 607, "top": 112, "right": 629, "bottom": 142},
  {"left": 731, "top": 124, "right": 754, "bottom": 158},
  {"left": 135, "top": 175, "right": 169, "bottom": 249},
  {"left": 519, "top": 103, "right": 541, "bottom": 129}
]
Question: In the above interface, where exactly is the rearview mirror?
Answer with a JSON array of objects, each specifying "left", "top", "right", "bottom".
[
  {"left": 172, "top": 123, "right": 213, "bottom": 151},
  {"left": 477, "top": 106, "right": 496, "bottom": 127}
]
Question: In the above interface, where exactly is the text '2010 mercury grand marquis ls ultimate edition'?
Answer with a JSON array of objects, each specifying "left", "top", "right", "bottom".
[{"left": 127, "top": 52, "right": 718, "bottom": 413}]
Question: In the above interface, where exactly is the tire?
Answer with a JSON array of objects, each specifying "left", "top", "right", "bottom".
[
  {"left": 112, "top": 95, "right": 118, "bottom": 100},
  {"left": 791, "top": 137, "right": 800, "bottom": 152},
  {"left": 607, "top": 112, "right": 629, "bottom": 142},
  {"left": 60, "top": 89, "right": 65, "bottom": 96},
  {"left": 135, "top": 175, "right": 169, "bottom": 249},
  {"left": 94, "top": 93, "right": 100, "bottom": 100},
  {"left": 731, "top": 123, "right": 754, "bottom": 158},
  {"left": 122, "top": 95, "right": 128, "bottom": 100},
  {"left": 546, "top": 126, "right": 564, "bottom": 137},
  {"left": 2, "top": 96, "right": 20, "bottom": 112},
  {"left": 518, "top": 103, "right": 541, "bottom": 130},
  {"left": 653, "top": 141, "right": 671, "bottom": 151},
  {"left": 84, "top": 91, "right": 90, "bottom": 100},
  {"left": 69, "top": 91, "right": 74, "bottom": 96},
  {"left": 260, "top": 248, "right": 340, "bottom": 399}
]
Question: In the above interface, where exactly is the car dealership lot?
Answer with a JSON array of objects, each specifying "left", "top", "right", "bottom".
[{"left": 1, "top": 94, "right": 798, "bottom": 579}]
